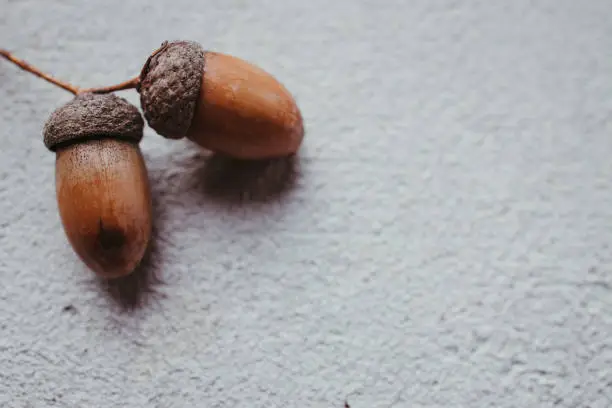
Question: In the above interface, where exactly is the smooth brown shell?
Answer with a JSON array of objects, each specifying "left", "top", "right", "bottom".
[
  {"left": 186, "top": 51, "right": 304, "bottom": 159},
  {"left": 138, "top": 40, "right": 304, "bottom": 159},
  {"left": 55, "top": 138, "right": 152, "bottom": 279}
]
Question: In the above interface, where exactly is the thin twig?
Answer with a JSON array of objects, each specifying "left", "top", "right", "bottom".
[
  {"left": 80, "top": 76, "right": 140, "bottom": 94},
  {"left": 0, "top": 48, "right": 80, "bottom": 94},
  {"left": 1, "top": 48, "right": 140, "bottom": 95}
]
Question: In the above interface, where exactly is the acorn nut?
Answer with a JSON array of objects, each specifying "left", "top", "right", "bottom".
[
  {"left": 43, "top": 93, "right": 152, "bottom": 279},
  {"left": 138, "top": 40, "right": 304, "bottom": 159}
]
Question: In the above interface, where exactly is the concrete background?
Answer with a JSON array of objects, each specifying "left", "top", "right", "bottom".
[{"left": 1, "top": 1, "right": 612, "bottom": 407}]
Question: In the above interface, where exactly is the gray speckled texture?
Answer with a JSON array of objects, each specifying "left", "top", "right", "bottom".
[
  {"left": 1, "top": 1, "right": 612, "bottom": 407},
  {"left": 139, "top": 40, "right": 205, "bottom": 140},
  {"left": 43, "top": 93, "right": 144, "bottom": 150}
]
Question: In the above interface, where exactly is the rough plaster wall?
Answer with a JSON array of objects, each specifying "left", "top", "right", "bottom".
[{"left": 1, "top": 1, "right": 612, "bottom": 407}]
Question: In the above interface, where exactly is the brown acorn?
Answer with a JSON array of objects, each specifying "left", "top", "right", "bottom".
[
  {"left": 43, "top": 93, "right": 152, "bottom": 279},
  {"left": 138, "top": 40, "right": 304, "bottom": 159}
]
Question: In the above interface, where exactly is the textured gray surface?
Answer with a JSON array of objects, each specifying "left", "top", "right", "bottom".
[{"left": 1, "top": 1, "right": 612, "bottom": 407}]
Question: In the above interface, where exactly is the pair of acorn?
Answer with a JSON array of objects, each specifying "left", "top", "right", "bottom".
[{"left": 4, "top": 40, "right": 304, "bottom": 279}]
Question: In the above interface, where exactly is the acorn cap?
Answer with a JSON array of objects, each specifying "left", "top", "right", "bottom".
[
  {"left": 43, "top": 93, "right": 144, "bottom": 151},
  {"left": 138, "top": 40, "right": 205, "bottom": 139}
]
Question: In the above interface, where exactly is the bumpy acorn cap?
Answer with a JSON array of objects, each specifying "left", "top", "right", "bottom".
[
  {"left": 43, "top": 93, "right": 144, "bottom": 151},
  {"left": 138, "top": 40, "right": 205, "bottom": 139}
]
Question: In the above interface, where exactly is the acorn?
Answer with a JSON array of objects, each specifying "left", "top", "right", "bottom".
[
  {"left": 43, "top": 93, "right": 152, "bottom": 279},
  {"left": 138, "top": 40, "right": 304, "bottom": 159}
]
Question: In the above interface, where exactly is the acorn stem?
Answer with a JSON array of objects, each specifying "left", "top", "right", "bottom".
[
  {"left": 80, "top": 77, "right": 140, "bottom": 94},
  {"left": 1, "top": 48, "right": 141, "bottom": 96},
  {"left": 0, "top": 48, "right": 81, "bottom": 94}
]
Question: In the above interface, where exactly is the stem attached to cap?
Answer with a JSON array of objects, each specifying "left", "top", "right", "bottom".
[
  {"left": 79, "top": 77, "right": 140, "bottom": 94},
  {"left": 0, "top": 48, "right": 140, "bottom": 95}
]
